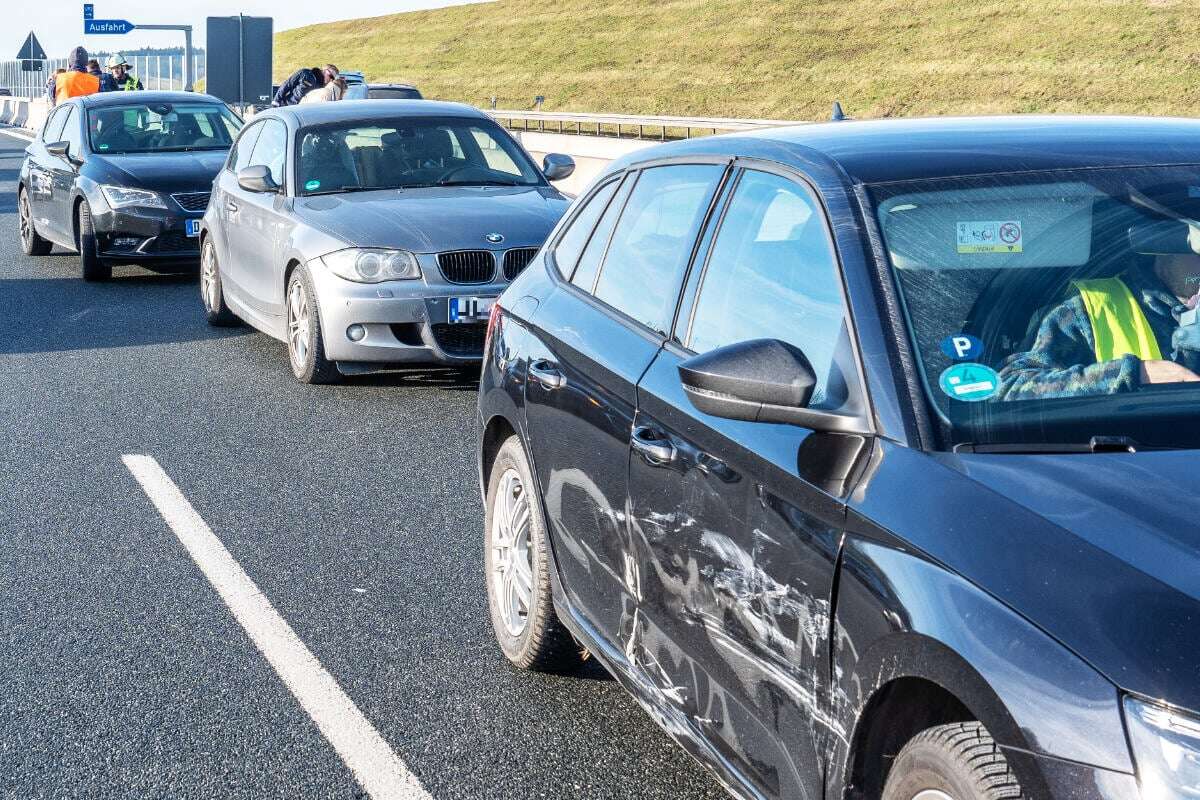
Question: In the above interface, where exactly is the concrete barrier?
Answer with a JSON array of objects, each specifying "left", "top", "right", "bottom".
[
  {"left": 1, "top": 96, "right": 49, "bottom": 133},
  {"left": 511, "top": 130, "right": 653, "bottom": 195}
]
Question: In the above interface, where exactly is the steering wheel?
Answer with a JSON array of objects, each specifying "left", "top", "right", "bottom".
[{"left": 437, "top": 164, "right": 493, "bottom": 184}]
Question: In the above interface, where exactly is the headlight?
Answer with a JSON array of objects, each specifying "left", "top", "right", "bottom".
[
  {"left": 1125, "top": 697, "right": 1200, "bottom": 799},
  {"left": 99, "top": 185, "right": 166, "bottom": 210},
  {"left": 318, "top": 248, "right": 421, "bottom": 283}
]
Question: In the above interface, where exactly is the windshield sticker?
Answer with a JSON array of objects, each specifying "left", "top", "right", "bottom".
[
  {"left": 304, "top": 179, "right": 321, "bottom": 191},
  {"left": 98, "top": 143, "right": 109, "bottom": 150},
  {"left": 939, "top": 362, "right": 1000, "bottom": 402},
  {"left": 940, "top": 334, "right": 983, "bottom": 360},
  {"left": 956, "top": 220, "right": 1023, "bottom": 254}
]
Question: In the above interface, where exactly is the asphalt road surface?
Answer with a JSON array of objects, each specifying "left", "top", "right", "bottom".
[{"left": 0, "top": 129, "right": 728, "bottom": 800}]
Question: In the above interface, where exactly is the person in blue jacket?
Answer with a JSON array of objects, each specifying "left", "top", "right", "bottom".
[{"left": 272, "top": 64, "right": 338, "bottom": 106}]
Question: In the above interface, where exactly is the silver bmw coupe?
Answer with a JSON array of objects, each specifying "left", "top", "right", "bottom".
[{"left": 198, "top": 100, "right": 574, "bottom": 383}]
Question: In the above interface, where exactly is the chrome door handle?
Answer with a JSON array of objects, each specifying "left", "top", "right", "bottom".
[
  {"left": 529, "top": 359, "right": 565, "bottom": 390},
  {"left": 225, "top": 200, "right": 239, "bottom": 213},
  {"left": 631, "top": 426, "right": 676, "bottom": 465}
]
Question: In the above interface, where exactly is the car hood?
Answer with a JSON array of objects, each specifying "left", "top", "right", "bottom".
[
  {"left": 938, "top": 450, "right": 1200, "bottom": 711},
  {"left": 87, "top": 151, "right": 227, "bottom": 194},
  {"left": 293, "top": 186, "right": 569, "bottom": 253}
]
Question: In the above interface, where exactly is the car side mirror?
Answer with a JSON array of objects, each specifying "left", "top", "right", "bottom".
[
  {"left": 237, "top": 164, "right": 279, "bottom": 193},
  {"left": 542, "top": 153, "right": 575, "bottom": 182},
  {"left": 45, "top": 140, "right": 70, "bottom": 158},
  {"left": 677, "top": 339, "right": 870, "bottom": 434}
]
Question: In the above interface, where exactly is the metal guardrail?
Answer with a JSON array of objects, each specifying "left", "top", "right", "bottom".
[{"left": 489, "top": 109, "right": 807, "bottom": 140}]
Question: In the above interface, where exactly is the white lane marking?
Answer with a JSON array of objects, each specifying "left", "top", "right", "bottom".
[
  {"left": 122, "top": 454, "right": 432, "bottom": 800},
  {"left": 0, "top": 126, "right": 35, "bottom": 142}
]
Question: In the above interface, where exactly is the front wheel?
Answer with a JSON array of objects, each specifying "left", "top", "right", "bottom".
[
  {"left": 200, "top": 238, "right": 238, "bottom": 326},
  {"left": 285, "top": 266, "right": 339, "bottom": 384},
  {"left": 882, "top": 722, "right": 1024, "bottom": 800},
  {"left": 18, "top": 188, "right": 52, "bottom": 256},
  {"left": 484, "top": 436, "right": 587, "bottom": 672},
  {"left": 76, "top": 200, "right": 111, "bottom": 282}
]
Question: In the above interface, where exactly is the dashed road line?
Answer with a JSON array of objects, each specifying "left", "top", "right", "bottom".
[{"left": 122, "top": 454, "right": 433, "bottom": 800}]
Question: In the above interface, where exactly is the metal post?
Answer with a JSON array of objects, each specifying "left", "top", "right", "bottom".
[{"left": 183, "top": 26, "right": 193, "bottom": 90}]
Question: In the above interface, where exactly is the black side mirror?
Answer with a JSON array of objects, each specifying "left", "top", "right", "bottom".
[
  {"left": 542, "top": 153, "right": 575, "bottom": 182},
  {"left": 45, "top": 140, "right": 70, "bottom": 158},
  {"left": 237, "top": 164, "right": 279, "bottom": 193},
  {"left": 677, "top": 339, "right": 869, "bottom": 434}
]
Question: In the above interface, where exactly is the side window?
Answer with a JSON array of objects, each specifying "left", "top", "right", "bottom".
[
  {"left": 571, "top": 176, "right": 633, "bottom": 292},
  {"left": 552, "top": 178, "right": 619, "bottom": 279},
  {"left": 247, "top": 120, "right": 287, "bottom": 188},
  {"left": 41, "top": 106, "right": 68, "bottom": 143},
  {"left": 687, "top": 169, "right": 851, "bottom": 410},
  {"left": 229, "top": 122, "right": 263, "bottom": 174},
  {"left": 592, "top": 164, "right": 724, "bottom": 333},
  {"left": 61, "top": 107, "right": 84, "bottom": 158}
]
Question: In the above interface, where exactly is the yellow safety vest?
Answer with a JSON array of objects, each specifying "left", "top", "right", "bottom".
[{"left": 1073, "top": 277, "right": 1162, "bottom": 362}]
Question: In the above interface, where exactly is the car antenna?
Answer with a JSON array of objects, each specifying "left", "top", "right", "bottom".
[{"left": 831, "top": 101, "right": 849, "bottom": 121}]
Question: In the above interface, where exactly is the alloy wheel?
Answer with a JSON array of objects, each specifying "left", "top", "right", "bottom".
[
  {"left": 491, "top": 467, "right": 534, "bottom": 637},
  {"left": 287, "top": 279, "right": 310, "bottom": 368},
  {"left": 200, "top": 243, "right": 219, "bottom": 312},
  {"left": 18, "top": 193, "right": 32, "bottom": 246}
]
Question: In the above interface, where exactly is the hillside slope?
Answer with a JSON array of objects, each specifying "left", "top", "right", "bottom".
[{"left": 275, "top": 0, "right": 1200, "bottom": 119}]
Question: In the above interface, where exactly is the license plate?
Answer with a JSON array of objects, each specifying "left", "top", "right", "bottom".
[
  {"left": 448, "top": 296, "right": 495, "bottom": 324},
  {"left": 185, "top": 219, "right": 201, "bottom": 237}
]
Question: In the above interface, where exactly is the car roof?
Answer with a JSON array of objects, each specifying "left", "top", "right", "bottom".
[
  {"left": 263, "top": 99, "right": 479, "bottom": 126},
  {"left": 616, "top": 115, "right": 1200, "bottom": 185},
  {"left": 77, "top": 90, "right": 226, "bottom": 108}
]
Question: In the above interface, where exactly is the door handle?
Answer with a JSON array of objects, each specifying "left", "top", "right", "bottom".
[
  {"left": 225, "top": 200, "right": 239, "bottom": 213},
  {"left": 631, "top": 426, "right": 677, "bottom": 466},
  {"left": 529, "top": 359, "right": 566, "bottom": 390}
]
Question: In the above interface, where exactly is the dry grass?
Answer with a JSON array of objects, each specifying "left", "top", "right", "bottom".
[{"left": 274, "top": 0, "right": 1200, "bottom": 119}]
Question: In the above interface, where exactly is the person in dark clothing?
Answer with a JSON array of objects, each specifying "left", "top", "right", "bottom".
[
  {"left": 46, "top": 68, "right": 65, "bottom": 107},
  {"left": 87, "top": 59, "right": 103, "bottom": 77},
  {"left": 272, "top": 64, "right": 338, "bottom": 106},
  {"left": 99, "top": 54, "right": 143, "bottom": 92}
]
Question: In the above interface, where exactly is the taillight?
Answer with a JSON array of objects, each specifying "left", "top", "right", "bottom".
[{"left": 484, "top": 301, "right": 503, "bottom": 354}]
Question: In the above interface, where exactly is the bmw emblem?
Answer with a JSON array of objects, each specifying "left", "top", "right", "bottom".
[{"left": 485, "top": 233, "right": 505, "bottom": 244}]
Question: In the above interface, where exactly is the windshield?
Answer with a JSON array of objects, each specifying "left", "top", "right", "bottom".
[
  {"left": 87, "top": 102, "right": 242, "bottom": 154},
  {"left": 872, "top": 165, "right": 1200, "bottom": 450},
  {"left": 295, "top": 116, "right": 542, "bottom": 194}
]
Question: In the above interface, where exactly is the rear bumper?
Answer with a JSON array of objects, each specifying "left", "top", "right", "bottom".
[{"left": 309, "top": 263, "right": 502, "bottom": 364}]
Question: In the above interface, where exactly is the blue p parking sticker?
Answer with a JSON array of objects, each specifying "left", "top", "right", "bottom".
[
  {"left": 939, "top": 363, "right": 1000, "bottom": 402},
  {"left": 940, "top": 334, "right": 983, "bottom": 360}
]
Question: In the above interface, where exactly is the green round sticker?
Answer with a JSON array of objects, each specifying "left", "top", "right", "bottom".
[
  {"left": 305, "top": 179, "right": 321, "bottom": 191},
  {"left": 98, "top": 144, "right": 109, "bottom": 150}
]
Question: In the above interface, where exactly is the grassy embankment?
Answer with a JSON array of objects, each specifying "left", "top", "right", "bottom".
[{"left": 275, "top": 0, "right": 1200, "bottom": 120}]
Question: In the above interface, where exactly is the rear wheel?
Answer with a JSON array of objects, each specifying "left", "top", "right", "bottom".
[
  {"left": 200, "top": 238, "right": 238, "bottom": 326},
  {"left": 286, "top": 266, "right": 339, "bottom": 384},
  {"left": 18, "top": 188, "right": 52, "bottom": 256},
  {"left": 76, "top": 200, "right": 111, "bottom": 282},
  {"left": 882, "top": 722, "right": 1024, "bottom": 800},
  {"left": 484, "top": 436, "right": 587, "bottom": 672}
]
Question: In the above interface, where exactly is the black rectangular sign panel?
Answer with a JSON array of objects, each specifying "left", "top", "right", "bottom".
[{"left": 205, "top": 16, "right": 274, "bottom": 106}]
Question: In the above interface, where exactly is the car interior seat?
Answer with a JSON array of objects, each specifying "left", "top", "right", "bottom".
[{"left": 299, "top": 133, "right": 360, "bottom": 191}]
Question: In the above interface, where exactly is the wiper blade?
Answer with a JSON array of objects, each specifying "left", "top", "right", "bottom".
[
  {"left": 436, "top": 179, "right": 521, "bottom": 187},
  {"left": 955, "top": 435, "right": 1181, "bottom": 454}
]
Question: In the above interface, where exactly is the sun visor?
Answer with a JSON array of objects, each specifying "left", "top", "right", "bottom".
[
  {"left": 1128, "top": 220, "right": 1196, "bottom": 255},
  {"left": 878, "top": 182, "right": 1099, "bottom": 270}
]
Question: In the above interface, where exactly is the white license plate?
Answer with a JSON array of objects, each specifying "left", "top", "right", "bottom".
[
  {"left": 185, "top": 219, "right": 201, "bottom": 237},
  {"left": 448, "top": 296, "right": 495, "bottom": 324}
]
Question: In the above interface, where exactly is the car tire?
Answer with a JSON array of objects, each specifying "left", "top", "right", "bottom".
[
  {"left": 484, "top": 435, "right": 587, "bottom": 672},
  {"left": 882, "top": 722, "right": 1024, "bottom": 800},
  {"left": 76, "top": 200, "right": 111, "bottom": 282},
  {"left": 200, "top": 237, "right": 239, "bottom": 327},
  {"left": 285, "top": 266, "right": 340, "bottom": 384},
  {"left": 18, "top": 187, "right": 52, "bottom": 256}
]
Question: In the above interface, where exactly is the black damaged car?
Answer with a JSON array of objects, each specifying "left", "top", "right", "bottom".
[
  {"left": 477, "top": 116, "right": 1200, "bottom": 800},
  {"left": 18, "top": 91, "right": 242, "bottom": 281}
]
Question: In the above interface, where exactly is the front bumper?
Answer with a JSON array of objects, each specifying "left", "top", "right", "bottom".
[
  {"left": 92, "top": 203, "right": 203, "bottom": 262},
  {"left": 308, "top": 262, "right": 502, "bottom": 365}
]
